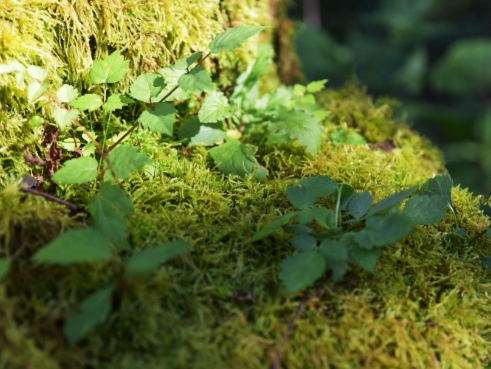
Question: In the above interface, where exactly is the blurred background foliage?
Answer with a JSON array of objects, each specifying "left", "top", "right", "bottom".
[{"left": 289, "top": 0, "right": 491, "bottom": 197}]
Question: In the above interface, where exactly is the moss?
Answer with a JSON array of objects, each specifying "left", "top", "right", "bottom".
[{"left": 1, "top": 1, "right": 491, "bottom": 368}]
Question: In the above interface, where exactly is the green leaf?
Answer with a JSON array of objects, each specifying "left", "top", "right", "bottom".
[
  {"left": 296, "top": 207, "right": 335, "bottom": 228},
  {"left": 487, "top": 227, "right": 491, "bottom": 239},
  {"left": 129, "top": 73, "right": 166, "bottom": 103},
  {"left": 325, "top": 259, "right": 349, "bottom": 281},
  {"left": 367, "top": 185, "right": 418, "bottom": 217},
  {"left": 27, "top": 65, "right": 47, "bottom": 81},
  {"left": 306, "top": 79, "right": 328, "bottom": 93},
  {"left": 178, "top": 116, "right": 226, "bottom": 146},
  {"left": 0, "top": 258, "right": 10, "bottom": 280},
  {"left": 402, "top": 195, "right": 447, "bottom": 225},
  {"left": 348, "top": 191, "right": 373, "bottom": 219},
  {"left": 245, "top": 212, "right": 299, "bottom": 244},
  {"left": 287, "top": 185, "right": 316, "bottom": 210},
  {"left": 233, "top": 44, "right": 273, "bottom": 96},
  {"left": 319, "top": 239, "right": 348, "bottom": 262},
  {"left": 51, "top": 108, "right": 80, "bottom": 131},
  {"left": 64, "top": 285, "right": 113, "bottom": 346},
  {"left": 32, "top": 228, "right": 113, "bottom": 264},
  {"left": 88, "top": 183, "right": 133, "bottom": 250},
  {"left": 178, "top": 66, "right": 214, "bottom": 92},
  {"left": 350, "top": 244, "right": 381, "bottom": 273},
  {"left": 280, "top": 250, "right": 326, "bottom": 293},
  {"left": 208, "top": 139, "right": 268, "bottom": 180},
  {"left": 334, "top": 184, "right": 356, "bottom": 211},
  {"left": 209, "top": 25, "right": 267, "bottom": 54},
  {"left": 70, "top": 94, "right": 103, "bottom": 112},
  {"left": 27, "top": 81, "right": 48, "bottom": 104},
  {"left": 52, "top": 156, "right": 98, "bottom": 184},
  {"left": 90, "top": 51, "right": 129, "bottom": 84},
  {"left": 267, "top": 107, "right": 322, "bottom": 156},
  {"left": 420, "top": 174, "right": 453, "bottom": 206},
  {"left": 355, "top": 213, "right": 414, "bottom": 249},
  {"left": 105, "top": 144, "right": 151, "bottom": 181},
  {"left": 173, "top": 52, "right": 203, "bottom": 70},
  {"left": 138, "top": 102, "right": 176, "bottom": 135},
  {"left": 299, "top": 175, "right": 338, "bottom": 198},
  {"left": 103, "top": 94, "right": 134, "bottom": 112},
  {"left": 259, "top": 86, "right": 292, "bottom": 112},
  {"left": 125, "top": 240, "right": 191, "bottom": 279},
  {"left": 198, "top": 91, "right": 231, "bottom": 123},
  {"left": 57, "top": 84, "right": 79, "bottom": 103},
  {"left": 290, "top": 233, "right": 317, "bottom": 251},
  {"left": 28, "top": 115, "right": 44, "bottom": 127}
]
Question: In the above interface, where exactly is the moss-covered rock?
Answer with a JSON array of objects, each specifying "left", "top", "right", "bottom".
[{"left": 1, "top": 1, "right": 491, "bottom": 369}]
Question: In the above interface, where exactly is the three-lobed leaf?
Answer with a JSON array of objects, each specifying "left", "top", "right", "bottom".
[
  {"left": 198, "top": 91, "right": 231, "bottom": 123},
  {"left": 103, "top": 94, "right": 134, "bottom": 112},
  {"left": 51, "top": 108, "right": 80, "bottom": 131},
  {"left": 64, "top": 285, "right": 114, "bottom": 346},
  {"left": 105, "top": 144, "right": 151, "bottom": 181},
  {"left": 178, "top": 66, "right": 214, "bottom": 93},
  {"left": 208, "top": 139, "right": 268, "bottom": 180},
  {"left": 32, "top": 228, "right": 113, "bottom": 264},
  {"left": 267, "top": 107, "right": 322, "bottom": 156},
  {"left": 70, "top": 94, "right": 103, "bottom": 111},
  {"left": 138, "top": 102, "right": 176, "bottom": 135},
  {"left": 52, "top": 156, "right": 98, "bottom": 184},
  {"left": 57, "top": 84, "right": 79, "bottom": 103},
  {"left": 420, "top": 174, "right": 453, "bottom": 206},
  {"left": 125, "top": 240, "right": 191, "bottom": 279},
  {"left": 90, "top": 51, "right": 129, "bottom": 84},
  {"left": 287, "top": 185, "right": 316, "bottom": 210},
  {"left": 279, "top": 250, "right": 326, "bottom": 293},
  {"left": 129, "top": 73, "right": 166, "bottom": 103},
  {"left": 209, "top": 25, "right": 267, "bottom": 54},
  {"left": 178, "top": 116, "right": 226, "bottom": 146}
]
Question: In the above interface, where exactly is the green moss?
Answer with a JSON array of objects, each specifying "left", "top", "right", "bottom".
[{"left": 1, "top": 1, "right": 491, "bottom": 368}]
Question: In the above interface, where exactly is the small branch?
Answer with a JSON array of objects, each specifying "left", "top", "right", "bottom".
[{"left": 20, "top": 187, "right": 88, "bottom": 214}]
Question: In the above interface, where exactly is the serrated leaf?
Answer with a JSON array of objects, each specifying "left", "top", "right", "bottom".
[
  {"left": 306, "top": 79, "right": 328, "bottom": 93},
  {"left": 233, "top": 44, "right": 273, "bottom": 96},
  {"left": 125, "top": 240, "right": 191, "bottom": 279},
  {"left": 258, "top": 86, "right": 292, "bottom": 112},
  {"left": 32, "top": 228, "right": 113, "bottom": 264},
  {"left": 52, "top": 156, "right": 98, "bottom": 184},
  {"left": 129, "top": 73, "right": 166, "bottom": 103},
  {"left": 367, "top": 185, "right": 418, "bottom": 217},
  {"left": 27, "top": 81, "right": 48, "bottom": 104},
  {"left": 138, "top": 102, "right": 176, "bottom": 135},
  {"left": 51, "top": 108, "right": 80, "bottom": 131},
  {"left": 90, "top": 51, "right": 129, "bottom": 84},
  {"left": 103, "top": 94, "right": 134, "bottom": 112},
  {"left": 70, "top": 94, "right": 103, "bottom": 112},
  {"left": 198, "top": 91, "right": 231, "bottom": 123},
  {"left": 319, "top": 239, "right": 348, "bottom": 262},
  {"left": 64, "top": 285, "right": 113, "bottom": 346},
  {"left": 325, "top": 259, "right": 349, "bottom": 281},
  {"left": 287, "top": 185, "right": 316, "bottom": 210},
  {"left": 267, "top": 107, "right": 322, "bottom": 156},
  {"left": 355, "top": 213, "right": 414, "bottom": 249},
  {"left": 178, "top": 116, "right": 226, "bottom": 146},
  {"left": 209, "top": 25, "right": 267, "bottom": 54},
  {"left": 208, "top": 139, "right": 268, "bottom": 180},
  {"left": 280, "top": 250, "right": 326, "bottom": 293},
  {"left": 173, "top": 52, "right": 203, "bottom": 70},
  {"left": 0, "top": 258, "right": 10, "bottom": 280},
  {"left": 88, "top": 183, "right": 133, "bottom": 250},
  {"left": 293, "top": 84, "right": 306, "bottom": 96},
  {"left": 57, "top": 84, "right": 79, "bottom": 103},
  {"left": 350, "top": 244, "right": 381, "bottom": 273},
  {"left": 299, "top": 175, "right": 338, "bottom": 198},
  {"left": 290, "top": 233, "right": 317, "bottom": 251},
  {"left": 420, "top": 174, "right": 453, "bottom": 206},
  {"left": 178, "top": 66, "right": 214, "bottom": 92},
  {"left": 349, "top": 191, "right": 373, "bottom": 219},
  {"left": 105, "top": 144, "right": 151, "bottom": 181},
  {"left": 402, "top": 194, "right": 447, "bottom": 225},
  {"left": 246, "top": 212, "right": 299, "bottom": 243},
  {"left": 27, "top": 65, "right": 47, "bottom": 81}
]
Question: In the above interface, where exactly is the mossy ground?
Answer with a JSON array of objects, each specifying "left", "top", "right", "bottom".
[{"left": 1, "top": 1, "right": 491, "bottom": 368}]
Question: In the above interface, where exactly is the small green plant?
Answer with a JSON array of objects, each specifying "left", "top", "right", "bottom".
[{"left": 247, "top": 173, "right": 491, "bottom": 293}]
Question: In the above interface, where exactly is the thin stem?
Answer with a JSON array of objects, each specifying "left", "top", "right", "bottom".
[
  {"left": 20, "top": 187, "right": 88, "bottom": 214},
  {"left": 335, "top": 184, "right": 343, "bottom": 227}
]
